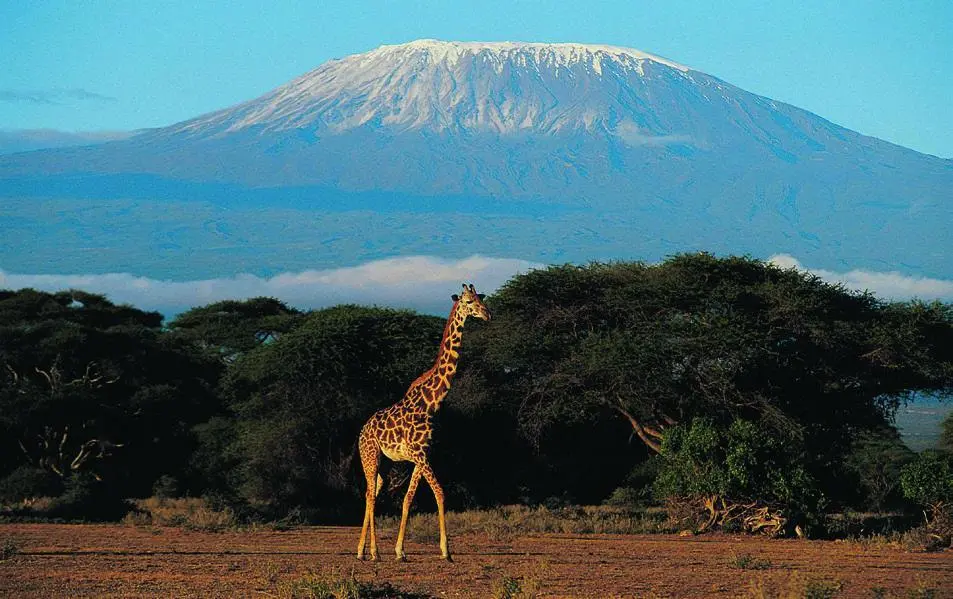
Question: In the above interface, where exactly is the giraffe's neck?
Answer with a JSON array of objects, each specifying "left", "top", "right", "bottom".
[{"left": 405, "top": 301, "right": 466, "bottom": 414}]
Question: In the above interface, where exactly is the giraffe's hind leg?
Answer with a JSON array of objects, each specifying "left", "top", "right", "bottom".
[
  {"left": 394, "top": 463, "right": 423, "bottom": 561},
  {"left": 356, "top": 432, "right": 381, "bottom": 561}
]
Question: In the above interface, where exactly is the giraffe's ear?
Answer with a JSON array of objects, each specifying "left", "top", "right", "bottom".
[
  {"left": 477, "top": 294, "right": 486, "bottom": 301},
  {"left": 451, "top": 294, "right": 460, "bottom": 302}
]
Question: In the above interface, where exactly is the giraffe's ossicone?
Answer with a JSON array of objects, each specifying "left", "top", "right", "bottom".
[{"left": 356, "top": 283, "right": 491, "bottom": 562}]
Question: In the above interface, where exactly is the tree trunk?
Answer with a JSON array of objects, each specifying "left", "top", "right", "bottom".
[{"left": 610, "top": 403, "right": 665, "bottom": 454}]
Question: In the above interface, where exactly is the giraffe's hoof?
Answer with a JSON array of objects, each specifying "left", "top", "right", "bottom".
[
  {"left": 443, "top": 554, "right": 454, "bottom": 563},
  {"left": 395, "top": 554, "right": 407, "bottom": 562}
]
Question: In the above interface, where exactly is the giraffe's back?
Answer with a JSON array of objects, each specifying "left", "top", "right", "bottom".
[{"left": 363, "top": 402, "right": 432, "bottom": 463}]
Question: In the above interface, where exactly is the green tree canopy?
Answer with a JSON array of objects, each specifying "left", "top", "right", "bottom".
[
  {"left": 212, "top": 305, "right": 445, "bottom": 516},
  {"left": 0, "top": 289, "right": 220, "bottom": 497},
  {"left": 168, "top": 297, "right": 301, "bottom": 362},
  {"left": 452, "top": 254, "right": 953, "bottom": 506}
]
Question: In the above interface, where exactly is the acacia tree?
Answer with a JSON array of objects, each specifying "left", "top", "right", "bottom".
[
  {"left": 456, "top": 254, "right": 953, "bottom": 505},
  {"left": 212, "top": 305, "right": 445, "bottom": 518},
  {"left": 0, "top": 289, "right": 220, "bottom": 498},
  {"left": 168, "top": 297, "right": 302, "bottom": 362}
]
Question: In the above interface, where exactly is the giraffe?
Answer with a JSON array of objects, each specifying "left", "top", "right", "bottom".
[{"left": 356, "top": 283, "right": 491, "bottom": 562}]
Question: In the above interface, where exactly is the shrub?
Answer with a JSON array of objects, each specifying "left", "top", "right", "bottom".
[
  {"left": 123, "top": 497, "right": 237, "bottom": 531},
  {"left": 0, "top": 466, "right": 63, "bottom": 503},
  {"left": 277, "top": 571, "right": 430, "bottom": 598},
  {"left": 603, "top": 486, "right": 642, "bottom": 507},
  {"left": 492, "top": 574, "right": 542, "bottom": 599},
  {"left": 0, "top": 539, "right": 18, "bottom": 561},
  {"left": 899, "top": 450, "right": 953, "bottom": 549},
  {"left": 152, "top": 475, "right": 180, "bottom": 499},
  {"left": 729, "top": 552, "right": 771, "bottom": 570},
  {"left": 45, "top": 473, "right": 129, "bottom": 521},
  {"left": 900, "top": 450, "right": 953, "bottom": 518},
  {"left": 655, "top": 418, "right": 825, "bottom": 534}
]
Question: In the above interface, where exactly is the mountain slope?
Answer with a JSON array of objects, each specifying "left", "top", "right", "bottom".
[{"left": 0, "top": 40, "right": 950, "bottom": 280}]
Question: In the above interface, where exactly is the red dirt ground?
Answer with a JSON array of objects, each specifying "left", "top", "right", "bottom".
[{"left": 1, "top": 523, "right": 951, "bottom": 598}]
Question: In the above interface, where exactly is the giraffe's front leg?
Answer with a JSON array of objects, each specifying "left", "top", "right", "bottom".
[
  {"left": 395, "top": 464, "right": 423, "bottom": 561},
  {"left": 419, "top": 461, "right": 452, "bottom": 562}
]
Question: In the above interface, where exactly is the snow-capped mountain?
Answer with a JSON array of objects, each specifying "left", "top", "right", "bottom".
[
  {"left": 169, "top": 40, "right": 692, "bottom": 136},
  {"left": 0, "top": 40, "right": 950, "bottom": 281}
]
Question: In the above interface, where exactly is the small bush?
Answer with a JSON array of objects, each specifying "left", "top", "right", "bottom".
[
  {"left": 603, "top": 487, "right": 642, "bottom": 507},
  {"left": 900, "top": 526, "right": 950, "bottom": 553},
  {"left": 44, "top": 473, "right": 128, "bottom": 521},
  {"left": 655, "top": 419, "right": 825, "bottom": 535},
  {"left": 900, "top": 451, "right": 953, "bottom": 514},
  {"left": 123, "top": 497, "right": 237, "bottom": 531},
  {"left": 821, "top": 511, "right": 916, "bottom": 540},
  {"left": 492, "top": 575, "right": 523, "bottom": 599},
  {"left": 899, "top": 450, "right": 953, "bottom": 549},
  {"left": 802, "top": 578, "right": 842, "bottom": 599},
  {"left": 906, "top": 583, "right": 939, "bottom": 599},
  {"left": 277, "top": 571, "right": 431, "bottom": 598},
  {"left": 747, "top": 573, "right": 842, "bottom": 599},
  {"left": 0, "top": 539, "right": 19, "bottom": 561},
  {"left": 729, "top": 552, "right": 771, "bottom": 570},
  {"left": 491, "top": 565, "right": 544, "bottom": 599},
  {"left": 152, "top": 475, "right": 180, "bottom": 499},
  {"left": 0, "top": 466, "right": 63, "bottom": 502}
]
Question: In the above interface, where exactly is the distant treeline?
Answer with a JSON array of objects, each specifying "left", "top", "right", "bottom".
[{"left": 1, "top": 253, "right": 952, "bottom": 538}]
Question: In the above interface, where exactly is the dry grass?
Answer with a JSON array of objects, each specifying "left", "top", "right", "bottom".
[
  {"left": 123, "top": 497, "right": 237, "bottom": 531},
  {"left": 378, "top": 504, "right": 670, "bottom": 542},
  {"left": 729, "top": 551, "right": 773, "bottom": 570},
  {"left": 839, "top": 532, "right": 904, "bottom": 551},
  {"left": 746, "top": 573, "right": 941, "bottom": 599},
  {"left": 489, "top": 560, "right": 550, "bottom": 599},
  {"left": 746, "top": 573, "right": 844, "bottom": 599},
  {"left": 0, "top": 538, "right": 19, "bottom": 561},
  {"left": 270, "top": 569, "right": 432, "bottom": 598},
  {"left": 0, "top": 496, "right": 58, "bottom": 518}
]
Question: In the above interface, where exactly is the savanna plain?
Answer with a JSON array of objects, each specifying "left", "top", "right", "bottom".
[{"left": 2, "top": 517, "right": 951, "bottom": 598}]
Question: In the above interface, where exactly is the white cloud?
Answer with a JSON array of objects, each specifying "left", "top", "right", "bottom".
[
  {"left": 613, "top": 121, "right": 692, "bottom": 147},
  {"left": 4, "top": 254, "right": 948, "bottom": 320},
  {"left": 0, "top": 255, "right": 541, "bottom": 317},
  {"left": 768, "top": 254, "right": 953, "bottom": 300}
]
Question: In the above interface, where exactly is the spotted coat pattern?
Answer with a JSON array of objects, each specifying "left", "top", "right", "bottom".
[{"left": 356, "top": 283, "right": 490, "bottom": 562}]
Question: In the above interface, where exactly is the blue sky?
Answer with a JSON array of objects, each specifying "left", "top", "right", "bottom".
[{"left": 2, "top": 0, "right": 951, "bottom": 158}]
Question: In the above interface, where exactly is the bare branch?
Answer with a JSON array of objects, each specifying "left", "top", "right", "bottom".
[
  {"left": 610, "top": 401, "right": 662, "bottom": 454},
  {"left": 4, "top": 363, "right": 19, "bottom": 384},
  {"left": 34, "top": 366, "right": 55, "bottom": 392},
  {"left": 63, "top": 362, "right": 119, "bottom": 388}
]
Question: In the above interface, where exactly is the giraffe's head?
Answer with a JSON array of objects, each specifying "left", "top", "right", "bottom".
[{"left": 452, "top": 283, "right": 491, "bottom": 321}]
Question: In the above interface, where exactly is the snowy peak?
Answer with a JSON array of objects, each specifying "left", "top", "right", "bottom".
[
  {"left": 169, "top": 39, "right": 699, "bottom": 137},
  {"left": 366, "top": 39, "right": 691, "bottom": 73}
]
